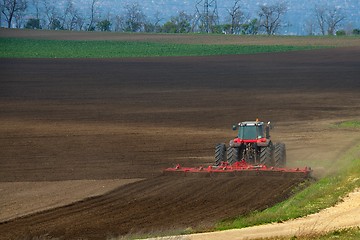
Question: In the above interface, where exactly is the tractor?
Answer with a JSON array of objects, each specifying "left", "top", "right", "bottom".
[
  {"left": 215, "top": 119, "right": 286, "bottom": 168},
  {"left": 163, "top": 119, "right": 311, "bottom": 178}
]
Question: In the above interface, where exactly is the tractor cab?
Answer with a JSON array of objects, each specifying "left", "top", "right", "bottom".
[
  {"left": 237, "top": 121, "right": 264, "bottom": 140},
  {"left": 232, "top": 120, "right": 271, "bottom": 143}
]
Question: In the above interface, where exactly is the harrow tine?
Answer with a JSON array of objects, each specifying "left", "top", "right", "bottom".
[{"left": 163, "top": 162, "right": 312, "bottom": 178}]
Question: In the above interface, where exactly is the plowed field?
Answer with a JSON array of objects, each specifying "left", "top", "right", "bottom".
[
  {"left": 1, "top": 44, "right": 360, "bottom": 239},
  {"left": 0, "top": 176, "right": 304, "bottom": 239}
]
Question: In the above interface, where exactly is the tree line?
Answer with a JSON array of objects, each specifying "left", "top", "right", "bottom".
[{"left": 1, "top": 0, "right": 359, "bottom": 35}]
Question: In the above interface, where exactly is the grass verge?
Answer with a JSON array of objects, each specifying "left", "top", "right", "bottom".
[
  {"left": 216, "top": 142, "right": 360, "bottom": 231},
  {"left": 306, "top": 227, "right": 360, "bottom": 240},
  {"left": 335, "top": 120, "right": 360, "bottom": 128},
  {"left": 266, "top": 227, "right": 360, "bottom": 240},
  {"left": 0, "top": 38, "right": 323, "bottom": 58}
]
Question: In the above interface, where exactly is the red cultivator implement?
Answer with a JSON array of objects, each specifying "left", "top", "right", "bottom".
[{"left": 164, "top": 160, "right": 312, "bottom": 178}]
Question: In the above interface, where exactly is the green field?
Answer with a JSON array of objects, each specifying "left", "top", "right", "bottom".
[{"left": 0, "top": 38, "right": 323, "bottom": 58}]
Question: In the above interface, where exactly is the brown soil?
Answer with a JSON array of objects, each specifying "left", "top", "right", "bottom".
[
  {"left": 0, "top": 176, "right": 304, "bottom": 240},
  {"left": 0, "top": 179, "right": 142, "bottom": 222},
  {"left": 187, "top": 188, "right": 360, "bottom": 240},
  {"left": 2, "top": 28, "right": 360, "bottom": 46},
  {"left": 0, "top": 40, "right": 360, "bottom": 239}
]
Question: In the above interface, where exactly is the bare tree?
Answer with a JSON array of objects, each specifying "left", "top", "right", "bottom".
[
  {"left": 227, "top": 0, "right": 244, "bottom": 34},
  {"left": 314, "top": 5, "right": 327, "bottom": 35},
  {"left": 142, "top": 11, "right": 164, "bottom": 33},
  {"left": 174, "top": 11, "right": 193, "bottom": 33},
  {"left": 123, "top": 2, "right": 145, "bottom": 32},
  {"left": 113, "top": 15, "right": 124, "bottom": 32},
  {"left": 258, "top": 1, "right": 288, "bottom": 35},
  {"left": 88, "top": 0, "right": 99, "bottom": 31},
  {"left": 43, "top": 0, "right": 60, "bottom": 29},
  {"left": 314, "top": 5, "right": 345, "bottom": 35},
  {"left": 14, "top": 7, "right": 27, "bottom": 28},
  {"left": 61, "top": 0, "right": 73, "bottom": 29},
  {"left": 60, "top": 0, "right": 83, "bottom": 30},
  {"left": 75, "top": 14, "right": 85, "bottom": 30},
  {"left": 304, "top": 17, "right": 316, "bottom": 36},
  {"left": 1, "top": 0, "right": 27, "bottom": 28},
  {"left": 28, "top": 0, "right": 46, "bottom": 28},
  {"left": 145, "top": 11, "right": 163, "bottom": 33},
  {"left": 0, "top": 2, "right": 3, "bottom": 27},
  {"left": 31, "top": 0, "right": 40, "bottom": 19},
  {"left": 325, "top": 7, "right": 345, "bottom": 35}
]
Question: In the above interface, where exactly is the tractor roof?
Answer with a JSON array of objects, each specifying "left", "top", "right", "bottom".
[{"left": 238, "top": 121, "right": 264, "bottom": 126}]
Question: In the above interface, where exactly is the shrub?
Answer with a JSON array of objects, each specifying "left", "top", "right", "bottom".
[
  {"left": 336, "top": 30, "right": 346, "bottom": 36},
  {"left": 352, "top": 29, "right": 360, "bottom": 35}
]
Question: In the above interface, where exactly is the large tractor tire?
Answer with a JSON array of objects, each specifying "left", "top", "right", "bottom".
[
  {"left": 274, "top": 143, "right": 286, "bottom": 167},
  {"left": 259, "top": 146, "right": 273, "bottom": 167},
  {"left": 214, "top": 143, "right": 226, "bottom": 166},
  {"left": 227, "top": 147, "right": 239, "bottom": 165}
]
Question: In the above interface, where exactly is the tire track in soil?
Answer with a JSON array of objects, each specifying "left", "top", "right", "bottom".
[{"left": 0, "top": 175, "right": 305, "bottom": 240}]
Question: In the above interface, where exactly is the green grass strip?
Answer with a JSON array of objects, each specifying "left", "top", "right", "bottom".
[
  {"left": 0, "top": 38, "right": 322, "bottom": 58},
  {"left": 216, "top": 142, "right": 360, "bottom": 230},
  {"left": 336, "top": 120, "right": 360, "bottom": 128},
  {"left": 309, "top": 227, "right": 360, "bottom": 240},
  {"left": 262, "top": 227, "right": 360, "bottom": 240}
]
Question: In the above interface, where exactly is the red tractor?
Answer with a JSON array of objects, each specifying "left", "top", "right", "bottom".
[
  {"left": 215, "top": 119, "right": 286, "bottom": 168},
  {"left": 164, "top": 119, "right": 310, "bottom": 178}
]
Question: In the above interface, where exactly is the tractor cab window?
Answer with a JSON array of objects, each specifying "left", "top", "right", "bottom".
[
  {"left": 238, "top": 124, "right": 264, "bottom": 140},
  {"left": 239, "top": 125, "right": 257, "bottom": 140},
  {"left": 257, "top": 125, "right": 264, "bottom": 138}
]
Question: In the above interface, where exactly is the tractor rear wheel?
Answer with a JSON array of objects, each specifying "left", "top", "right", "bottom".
[
  {"left": 260, "top": 146, "right": 273, "bottom": 167},
  {"left": 227, "top": 147, "right": 239, "bottom": 165},
  {"left": 214, "top": 143, "right": 226, "bottom": 166},
  {"left": 274, "top": 143, "right": 286, "bottom": 167}
]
